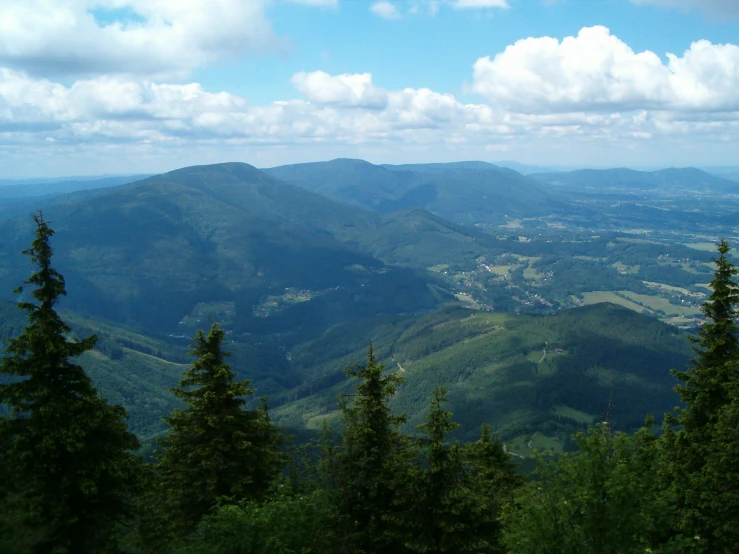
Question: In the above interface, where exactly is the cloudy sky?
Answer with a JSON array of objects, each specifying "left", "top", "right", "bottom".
[{"left": 1, "top": 0, "right": 738, "bottom": 177}]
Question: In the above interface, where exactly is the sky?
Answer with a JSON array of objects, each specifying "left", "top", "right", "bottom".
[{"left": 0, "top": 0, "right": 738, "bottom": 177}]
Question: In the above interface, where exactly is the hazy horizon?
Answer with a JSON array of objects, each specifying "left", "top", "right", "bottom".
[{"left": 0, "top": 0, "right": 737, "bottom": 177}]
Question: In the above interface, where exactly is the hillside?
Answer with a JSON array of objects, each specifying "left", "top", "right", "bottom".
[
  {"left": 272, "top": 303, "right": 691, "bottom": 453},
  {"left": 529, "top": 167, "right": 739, "bottom": 194},
  {"left": 264, "top": 158, "right": 557, "bottom": 224},
  {"left": 0, "top": 298, "right": 692, "bottom": 452},
  {"left": 0, "top": 163, "right": 469, "bottom": 333}
]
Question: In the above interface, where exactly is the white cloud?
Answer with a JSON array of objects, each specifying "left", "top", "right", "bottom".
[
  {"left": 1, "top": 29, "right": 739, "bottom": 175},
  {"left": 631, "top": 0, "right": 739, "bottom": 17},
  {"left": 471, "top": 26, "right": 739, "bottom": 113},
  {"left": 0, "top": 0, "right": 285, "bottom": 79},
  {"left": 291, "top": 71, "right": 389, "bottom": 109},
  {"left": 452, "top": 0, "right": 509, "bottom": 8},
  {"left": 370, "top": 1, "right": 401, "bottom": 19}
]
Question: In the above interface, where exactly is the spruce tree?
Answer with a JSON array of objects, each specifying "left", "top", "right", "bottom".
[
  {"left": 332, "top": 344, "right": 415, "bottom": 554},
  {"left": 673, "top": 239, "right": 739, "bottom": 431},
  {"left": 464, "top": 424, "right": 522, "bottom": 553},
  {"left": 0, "top": 212, "right": 140, "bottom": 553},
  {"left": 665, "top": 239, "right": 739, "bottom": 551},
  {"left": 405, "top": 386, "right": 484, "bottom": 553},
  {"left": 156, "top": 323, "right": 284, "bottom": 534}
]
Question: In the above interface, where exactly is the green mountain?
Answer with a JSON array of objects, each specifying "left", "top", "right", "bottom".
[
  {"left": 0, "top": 163, "right": 468, "bottom": 333},
  {"left": 529, "top": 167, "right": 739, "bottom": 193},
  {"left": 263, "top": 158, "right": 556, "bottom": 224},
  {"left": 0, "top": 297, "right": 692, "bottom": 453},
  {"left": 272, "top": 302, "right": 691, "bottom": 453}
]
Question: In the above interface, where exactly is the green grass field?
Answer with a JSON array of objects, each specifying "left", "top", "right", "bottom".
[
  {"left": 553, "top": 405, "right": 596, "bottom": 424},
  {"left": 643, "top": 281, "right": 702, "bottom": 297},
  {"left": 684, "top": 242, "right": 719, "bottom": 251},
  {"left": 619, "top": 291, "right": 700, "bottom": 317},
  {"left": 579, "top": 291, "right": 647, "bottom": 312}
]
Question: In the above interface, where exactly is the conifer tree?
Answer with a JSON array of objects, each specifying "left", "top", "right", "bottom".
[
  {"left": 665, "top": 239, "right": 739, "bottom": 551},
  {"left": 332, "top": 344, "right": 414, "bottom": 554},
  {"left": 156, "top": 323, "right": 284, "bottom": 534},
  {"left": 405, "top": 386, "right": 484, "bottom": 553},
  {"left": 673, "top": 239, "right": 739, "bottom": 431},
  {"left": 464, "top": 424, "right": 522, "bottom": 553},
  {"left": 0, "top": 212, "right": 140, "bottom": 553}
]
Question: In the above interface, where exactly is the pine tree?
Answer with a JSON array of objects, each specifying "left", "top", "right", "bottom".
[
  {"left": 155, "top": 323, "right": 284, "bottom": 534},
  {"left": 405, "top": 386, "right": 484, "bottom": 553},
  {"left": 332, "top": 344, "right": 415, "bottom": 554},
  {"left": 665, "top": 239, "right": 739, "bottom": 551},
  {"left": 673, "top": 239, "right": 739, "bottom": 432},
  {"left": 0, "top": 212, "right": 141, "bottom": 553},
  {"left": 463, "top": 424, "right": 522, "bottom": 553}
]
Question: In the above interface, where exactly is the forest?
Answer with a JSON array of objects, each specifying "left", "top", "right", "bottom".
[{"left": 1, "top": 208, "right": 738, "bottom": 554}]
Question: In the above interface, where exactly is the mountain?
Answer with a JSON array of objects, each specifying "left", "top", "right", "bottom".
[
  {"left": 0, "top": 175, "right": 151, "bottom": 200},
  {"left": 263, "top": 158, "right": 557, "bottom": 225},
  {"left": 0, "top": 162, "right": 466, "bottom": 333},
  {"left": 272, "top": 302, "right": 691, "bottom": 451},
  {"left": 0, "top": 297, "right": 692, "bottom": 451},
  {"left": 529, "top": 167, "right": 739, "bottom": 194},
  {"left": 381, "top": 161, "right": 502, "bottom": 173}
]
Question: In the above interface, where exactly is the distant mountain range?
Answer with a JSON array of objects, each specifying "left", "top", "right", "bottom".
[
  {"left": 0, "top": 175, "right": 151, "bottom": 199},
  {"left": 529, "top": 167, "right": 739, "bottom": 194},
  {"left": 0, "top": 163, "right": 493, "bottom": 332},
  {"left": 0, "top": 160, "right": 703, "bottom": 451},
  {"left": 263, "top": 158, "right": 559, "bottom": 225}
]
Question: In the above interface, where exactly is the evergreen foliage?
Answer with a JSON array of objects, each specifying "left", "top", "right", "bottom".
[
  {"left": 502, "top": 422, "right": 665, "bottom": 554},
  {"left": 179, "top": 485, "right": 335, "bottom": 554},
  {"left": 403, "top": 386, "right": 491, "bottom": 553},
  {"left": 0, "top": 212, "right": 140, "bottom": 553},
  {"left": 664, "top": 239, "right": 739, "bottom": 551},
  {"left": 332, "top": 344, "right": 415, "bottom": 553},
  {"left": 155, "top": 323, "right": 285, "bottom": 534},
  {"left": 463, "top": 425, "right": 522, "bottom": 553}
]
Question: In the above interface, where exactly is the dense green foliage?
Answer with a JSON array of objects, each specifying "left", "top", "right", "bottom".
[
  {"left": 0, "top": 213, "right": 141, "bottom": 553},
  {"left": 661, "top": 239, "right": 739, "bottom": 551},
  {"left": 502, "top": 422, "right": 667, "bottom": 554},
  {"left": 155, "top": 324, "right": 284, "bottom": 534}
]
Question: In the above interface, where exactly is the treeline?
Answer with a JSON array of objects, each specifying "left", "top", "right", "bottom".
[{"left": 1, "top": 214, "right": 738, "bottom": 553}]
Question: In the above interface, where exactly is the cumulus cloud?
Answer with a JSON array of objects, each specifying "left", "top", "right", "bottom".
[
  {"left": 471, "top": 26, "right": 739, "bottom": 113},
  {"left": 370, "top": 1, "right": 401, "bottom": 19},
  {"left": 291, "top": 71, "right": 389, "bottom": 109},
  {"left": 0, "top": 0, "right": 286, "bottom": 79},
  {"left": 1, "top": 28, "right": 738, "bottom": 174}
]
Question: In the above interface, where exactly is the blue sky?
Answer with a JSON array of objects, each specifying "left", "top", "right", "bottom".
[{"left": 0, "top": 0, "right": 738, "bottom": 177}]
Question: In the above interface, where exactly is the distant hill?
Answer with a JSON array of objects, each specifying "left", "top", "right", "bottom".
[
  {"left": 263, "top": 158, "right": 557, "bottom": 225},
  {"left": 381, "top": 161, "right": 502, "bottom": 173},
  {"left": 0, "top": 175, "right": 150, "bottom": 199},
  {"left": 0, "top": 163, "right": 471, "bottom": 333},
  {"left": 529, "top": 167, "right": 739, "bottom": 194},
  {"left": 273, "top": 303, "right": 691, "bottom": 452},
  {"left": 0, "top": 299, "right": 692, "bottom": 450}
]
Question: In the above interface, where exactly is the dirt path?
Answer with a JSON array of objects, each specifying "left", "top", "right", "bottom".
[{"left": 537, "top": 341, "right": 548, "bottom": 364}]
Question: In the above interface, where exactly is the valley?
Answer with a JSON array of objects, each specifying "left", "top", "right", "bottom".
[{"left": 1, "top": 159, "right": 732, "bottom": 457}]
